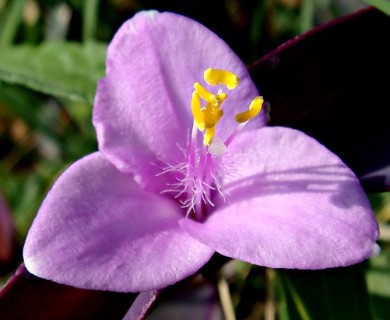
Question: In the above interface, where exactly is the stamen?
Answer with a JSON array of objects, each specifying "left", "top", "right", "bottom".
[
  {"left": 191, "top": 91, "right": 205, "bottom": 131},
  {"left": 194, "top": 82, "right": 218, "bottom": 106},
  {"left": 160, "top": 68, "right": 263, "bottom": 220},
  {"left": 216, "top": 92, "right": 227, "bottom": 105},
  {"left": 203, "top": 105, "right": 223, "bottom": 129},
  {"left": 203, "top": 127, "right": 215, "bottom": 146},
  {"left": 235, "top": 96, "right": 264, "bottom": 123},
  {"left": 204, "top": 68, "right": 239, "bottom": 90}
]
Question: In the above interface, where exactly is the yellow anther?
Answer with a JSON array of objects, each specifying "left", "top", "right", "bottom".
[
  {"left": 216, "top": 92, "right": 227, "bottom": 104},
  {"left": 203, "top": 127, "right": 215, "bottom": 146},
  {"left": 191, "top": 91, "right": 205, "bottom": 131},
  {"left": 235, "top": 96, "right": 264, "bottom": 123},
  {"left": 204, "top": 68, "right": 239, "bottom": 90},
  {"left": 194, "top": 82, "right": 218, "bottom": 106},
  {"left": 191, "top": 68, "right": 256, "bottom": 147},
  {"left": 203, "top": 107, "right": 223, "bottom": 129}
]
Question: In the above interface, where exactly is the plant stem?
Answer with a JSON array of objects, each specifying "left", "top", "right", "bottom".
[
  {"left": 82, "top": 0, "right": 99, "bottom": 42},
  {"left": 217, "top": 275, "right": 236, "bottom": 320}
]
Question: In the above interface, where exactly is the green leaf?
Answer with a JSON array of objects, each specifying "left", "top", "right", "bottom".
[
  {"left": 0, "top": 41, "right": 107, "bottom": 104},
  {"left": 363, "top": 0, "right": 390, "bottom": 17},
  {"left": 367, "top": 246, "right": 390, "bottom": 319},
  {"left": 277, "top": 264, "right": 374, "bottom": 320}
]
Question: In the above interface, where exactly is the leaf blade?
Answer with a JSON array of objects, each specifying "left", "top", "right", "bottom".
[
  {"left": 0, "top": 41, "right": 107, "bottom": 104},
  {"left": 250, "top": 8, "right": 390, "bottom": 192}
]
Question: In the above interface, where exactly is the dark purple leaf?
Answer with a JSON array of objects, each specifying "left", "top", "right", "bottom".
[
  {"left": 250, "top": 7, "right": 390, "bottom": 192},
  {"left": 0, "top": 194, "right": 20, "bottom": 276},
  {"left": 145, "top": 276, "right": 222, "bottom": 320},
  {"left": 123, "top": 290, "right": 160, "bottom": 320},
  {"left": 0, "top": 265, "right": 136, "bottom": 320}
]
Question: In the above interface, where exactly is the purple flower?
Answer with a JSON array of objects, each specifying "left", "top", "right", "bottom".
[{"left": 23, "top": 11, "right": 379, "bottom": 293}]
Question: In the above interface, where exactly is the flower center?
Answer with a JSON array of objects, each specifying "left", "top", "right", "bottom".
[
  {"left": 160, "top": 68, "right": 263, "bottom": 220},
  {"left": 191, "top": 68, "right": 263, "bottom": 152}
]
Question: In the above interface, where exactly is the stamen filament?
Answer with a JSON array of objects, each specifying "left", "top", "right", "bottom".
[
  {"left": 224, "top": 122, "right": 244, "bottom": 147},
  {"left": 194, "top": 146, "right": 207, "bottom": 218}
]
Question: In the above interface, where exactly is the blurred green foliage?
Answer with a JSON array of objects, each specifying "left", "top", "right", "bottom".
[{"left": 1, "top": 0, "right": 390, "bottom": 319}]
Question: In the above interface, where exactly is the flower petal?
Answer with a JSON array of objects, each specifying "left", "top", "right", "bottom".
[
  {"left": 180, "top": 127, "right": 379, "bottom": 269},
  {"left": 23, "top": 152, "right": 214, "bottom": 292},
  {"left": 93, "top": 11, "right": 263, "bottom": 192}
]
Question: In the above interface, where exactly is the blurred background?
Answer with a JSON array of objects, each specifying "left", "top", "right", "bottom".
[{"left": 2, "top": 1, "right": 390, "bottom": 319}]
